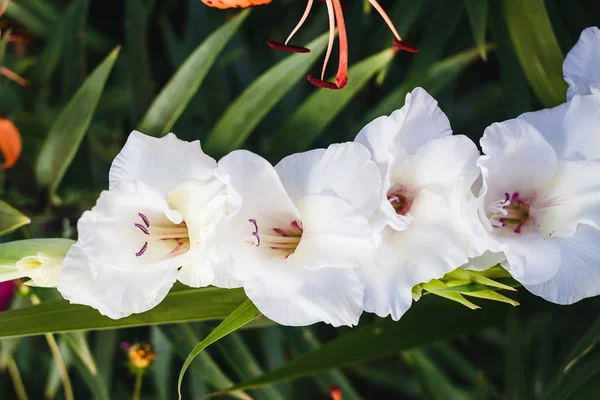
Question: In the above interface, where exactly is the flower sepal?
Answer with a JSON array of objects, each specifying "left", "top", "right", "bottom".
[{"left": 417, "top": 267, "right": 521, "bottom": 309}]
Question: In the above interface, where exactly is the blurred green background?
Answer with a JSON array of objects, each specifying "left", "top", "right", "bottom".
[{"left": 1, "top": 0, "right": 600, "bottom": 399}]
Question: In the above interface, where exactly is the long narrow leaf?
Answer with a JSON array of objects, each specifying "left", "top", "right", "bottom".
[
  {"left": 0, "top": 287, "right": 248, "bottom": 338},
  {"left": 138, "top": 10, "right": 250, "bottom": 137},
  {"left": 35, "top": 47, "right": 120, "bottom": 202},
  {"left": 503, "top": 0, "right": 567, "bottom": 107},
  {"left": 0, "top": 200, "right": 30, "bottom": 236},
  {"left": 177, "top": 299, "right": 261, "bottom": 398}
]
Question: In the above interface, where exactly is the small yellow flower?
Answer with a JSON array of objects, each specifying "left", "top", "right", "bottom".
[{"left": 123, "top": 343, "right": 156, "bottom": 370}]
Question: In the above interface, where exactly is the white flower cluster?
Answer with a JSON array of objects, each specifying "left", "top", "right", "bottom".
[{"left": 56, "top": 27, "right": 600, "bottom": 326}]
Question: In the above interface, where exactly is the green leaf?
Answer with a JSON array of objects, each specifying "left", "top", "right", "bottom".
[
  {"left": 268, "top": 48, "right": 396, "bottom": 160},
  {"left": 0, "top": 200, "right": 30, "bottom": 237},
  {"left": 138, "top": 10, "right": 250, "bottom": 137},
  {"left": 151, "top": 326, "right": 174, "bottom": 400},
  {"left": 204, "top": 32, "right": 329, "bottom": 157},
  {"left": 125, "top": 0, "right": 157, "bottom": 123},
  {"left": 35, "top": 47, "right": 120, "bottom": 202},
  {"left": 0, "top": 287, "right": 248, "bottom": 339},
  {"left": 421, "top": 280, "right": 481, "bottom": 310},
  {"left": 159, "top": 324, "right": 252, "bottom": 400},
  {"left": 218, "top": 332, "right": 285, "bottom": 400},
  {"left": 287, "top": 327, "right": 363, "bottom": 400},
  {"left": 223, "top": 293, "right": 556, "bottom": 392},
  {"left": 177, "top": 299, "right": 261, "bottom": 398},
  {"left": 464, "top": 0, "right": 489, "bottom": 60},
  {"left": 503, "top": 0, "right": 568, "bottom": 107},
  {"left": 402, "top": 349, "right": 470, "bottom": 400}
]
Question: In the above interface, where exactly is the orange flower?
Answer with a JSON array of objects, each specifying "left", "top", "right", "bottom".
[
  {"left": 201, "top": 0, "right": 418, "bottom": 89},
  {"left": 0, "top": 118, "right": 22, "bottom": 170}
]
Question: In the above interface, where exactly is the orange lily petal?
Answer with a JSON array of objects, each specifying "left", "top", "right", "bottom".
[
  {"left": 0, "top": 118, "right": 22, "bottom": 170},
  {"left": 200, "top": 0, "right": 271, "bottom": 9}
]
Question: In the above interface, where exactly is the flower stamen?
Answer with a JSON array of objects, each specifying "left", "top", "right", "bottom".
[
  {"left": 367, "top": 0, "right": 401, "bottom": 42},
  {"left": 307, "top": 0, "right": 348, "bottom": 89},
  {"left": 135, "top": 242, "right": 148, "bottom": 257},
  {"left": 489, "top": 192, "right": 531, "bottom": 233},
  {"left": 134, "top": 213, "right": 190, "bottom": 257}
]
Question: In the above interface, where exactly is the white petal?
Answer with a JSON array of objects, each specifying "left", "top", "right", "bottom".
[
  {"left": 479, "top": 118, "right": 558, "bottom": 209},
  {"left": 291, "top": 195, "right": 373, "bottom": 270},
  {"left": 244, "top": 267, "right": 363, "bottom": 327},
  {"left": 563, "top": 27, "right": 600, "bottom": 100},
  {"left": 462, "top": 250, "right": 507, "bottom": 272},
  {"left": 361, "top": 190, "right": 473, "bottom": 320},
  {"left": 533, "top": 160, "right": 600, "bottom": 237},
  {"left": 176, "top": 253, "right": 215, "bottom": 288},
  {"left": 523, "top": 225, "right": 600, "bottom": 304},
  {"left": 358, "top": 238, "right": 415, "bottom": 321},
  {"left": 109, "top": 131, "right": 216, "bottom": 195},
  {"left": 520, "top": 94, "right": 600, "bottom": 161},
  {"left": 216, "top": 150, "right": 299, "bottom": 221},
  {"left": 275, "top": 142, "right": 381, "bottom": 216},
  {"left": 356, "top": 88, "right": 452, "bottom": 168},
  {"left": 58, "top": 243, "right": 176, "bottom": 319},
  {"left": 500, "top": 232, "right": 561, "bottom": 285},
  {"left": 392, "top": 135, "right": 480, "bottom": 197},
  {"left": 57, "top": 244, "right": 120, "bottom": 318}
]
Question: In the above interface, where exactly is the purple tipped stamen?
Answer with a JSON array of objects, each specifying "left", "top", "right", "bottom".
[
  {"left": 138, "top": 213, "right": 150, "bottom": 227},
  {"left": 249, "top": 219, "right": 260, "bottom": 247},
  {"left": 135, "top": 223, "right": 150, "bottom": 235},
  {"left": 136, "top": 242, "right": 148, "bottom": 257}
]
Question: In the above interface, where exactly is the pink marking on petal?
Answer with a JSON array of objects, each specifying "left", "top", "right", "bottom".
[
  {"left": 291, "top": 220, "right": 304, "bottom": 232},
  {"left": 273, "top": 228, "right": 288, "bottom": 236}
]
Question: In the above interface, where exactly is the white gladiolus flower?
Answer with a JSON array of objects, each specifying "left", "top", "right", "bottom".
[
  {"left": 57, "top": 132, "right": 237, "bottom": 319},
  {"left": 477, "top": 94, "right": 600, "bottom": 304},
  {"left": 563, "top": 26, "right": 600, "bottom": 101},
  {"left": 214, "top": 142, "right": 381, "bottom": 327},
  {"left": 354, "top": 88, "right": 486, "bottom": 321}
]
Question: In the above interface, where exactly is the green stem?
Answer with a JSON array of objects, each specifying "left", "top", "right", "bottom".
[
  {"left": 133, "top": 369, "right": 144, "bottom": 400},
  {"left": 6, "top": 356, "right": 29, "bottom": 400}
]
